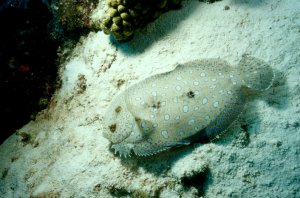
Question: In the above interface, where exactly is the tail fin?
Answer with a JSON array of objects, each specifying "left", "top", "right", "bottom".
[{"left": 239, "top": 55, "right": 274, "bottom": 91}]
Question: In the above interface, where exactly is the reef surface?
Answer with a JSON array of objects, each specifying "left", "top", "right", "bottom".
[{"left": 0, "top": 0, "right": 299, "bottom": 197}]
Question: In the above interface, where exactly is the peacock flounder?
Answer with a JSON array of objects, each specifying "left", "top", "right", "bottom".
[{"left": 103, "top": 56, "right": 274, "bottom": 157}]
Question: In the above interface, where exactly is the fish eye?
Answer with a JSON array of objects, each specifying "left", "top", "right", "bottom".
[
  {"left": 115, "top": 106, "right": 122, "bottom": 113},
  {"left": 109, "top": 124, "right": 117, "bottom": 132}
]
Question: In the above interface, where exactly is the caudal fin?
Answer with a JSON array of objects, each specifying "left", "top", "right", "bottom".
[{"left": 239, "top": 55, "right": 274, "bottom": 91}]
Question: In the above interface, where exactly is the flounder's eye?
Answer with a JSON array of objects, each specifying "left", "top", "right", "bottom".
[
  {"left": 109, "top": 124, "right": 117, "bottom": 132},
  {"left": 115, "top": 106, "right": 122, "bottom": 113},
  {"left": 134, "top": 117, "right": 141, "bottom": 122}
]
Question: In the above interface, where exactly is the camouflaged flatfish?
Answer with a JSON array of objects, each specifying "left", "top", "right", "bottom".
[{"left": 103, "top": 56, "right": 274, "bottom": 157}]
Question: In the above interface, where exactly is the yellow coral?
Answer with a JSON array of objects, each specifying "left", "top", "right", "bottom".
[{"left": 101, "top": 0, "right": 182, "bottom": 40}]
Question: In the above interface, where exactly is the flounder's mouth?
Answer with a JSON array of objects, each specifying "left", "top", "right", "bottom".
[{"left": 104, "top": 132, "right": 130, "bottom": 144}]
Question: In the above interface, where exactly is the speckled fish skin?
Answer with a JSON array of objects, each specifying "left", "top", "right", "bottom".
[{"left": 103, "top": 55, "right": 274, "bottom": 157}]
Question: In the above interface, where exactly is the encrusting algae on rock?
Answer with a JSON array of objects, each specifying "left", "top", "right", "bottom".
[{"left": 103, "top": 56, "right": 274, "bottom": 157}]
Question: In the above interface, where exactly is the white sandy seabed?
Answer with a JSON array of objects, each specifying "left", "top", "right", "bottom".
[{"left": 1, "top": 0, "right": 300, "bottom": 197}]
